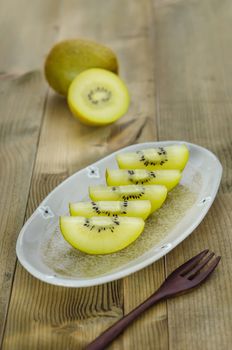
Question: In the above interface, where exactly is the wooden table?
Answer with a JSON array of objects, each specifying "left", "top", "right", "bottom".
[{"left": 1, "top": 0, "right": 232, "bottom": 349}]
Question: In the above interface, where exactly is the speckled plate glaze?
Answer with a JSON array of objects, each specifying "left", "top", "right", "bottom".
[{"left": 16, "top": 141, "right": 222, "bottom": 287}]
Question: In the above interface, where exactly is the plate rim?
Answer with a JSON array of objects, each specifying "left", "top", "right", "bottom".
[{"left": 16, "top": 140, "right": 223, "bottom": 287}]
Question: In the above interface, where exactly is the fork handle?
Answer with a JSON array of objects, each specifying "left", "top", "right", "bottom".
[{"left": 86, "top": 290, "right": 165, "bottom": 350}]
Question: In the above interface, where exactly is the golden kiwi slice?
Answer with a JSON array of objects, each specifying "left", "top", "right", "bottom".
[
  {"left": 60, "top": 216, "right": 144, "bottom": 254},
  {"left": 106, "top": 169, "right": 181, "bottom": 191},
  {"left": 68, "top": 68, "right": 130, "bottom": 126},
  {"left": 69, "top": 200, "right": 151, "bottom": 220},
  {"left": 89, "top": 185, "right": 167, "bottom": 213},
  {"left": 116, "top": 144, "right": 189, "bottom": 171}
]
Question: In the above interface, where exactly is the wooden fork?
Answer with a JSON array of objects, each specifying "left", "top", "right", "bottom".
[{"left": 86, "top": 250, "right": 221, "bottom": 350}]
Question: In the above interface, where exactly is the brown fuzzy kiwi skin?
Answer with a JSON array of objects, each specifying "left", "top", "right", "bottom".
[{"left": 44, "top": 39, "right": 119, "bottom": 96}]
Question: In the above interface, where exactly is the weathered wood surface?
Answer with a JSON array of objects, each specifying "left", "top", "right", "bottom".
[
  {"left": 0, "top": 0, "right": 232, "bottom": 349},
  {"left": 0, "top": 0, "right": 61, "bottom": 343},
  {"left": 153, "top": 0, "right": 232, "bottom": 349},
  {"left": 0, "top": 71, "right": 44, "bottom": 343}
]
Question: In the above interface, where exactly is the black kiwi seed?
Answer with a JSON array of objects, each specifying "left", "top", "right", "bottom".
[
  {"left": 84, "top": 218, "right": 90, "bottom": 227},
  {"left": 91, "top": 201, "right": 128, "bottom": 216},
  {"left": 138, "top": 149, "right": 168, "bottom": 167},
  {"left": 83, "top": 217, "right": 120, "bottom": 233},
  {"left": 88, "top": 86, "right": 112, "bottom": 105},
  {"left": 121, "top": 189, "right": 145, "bottom": 201},
  {"left": 128, "top": 170, "right": 157, "bottom": 185}
]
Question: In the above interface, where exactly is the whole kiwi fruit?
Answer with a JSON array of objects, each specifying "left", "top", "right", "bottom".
[{"left": 44, "top": 39, "right": 119, "bottom": 96}]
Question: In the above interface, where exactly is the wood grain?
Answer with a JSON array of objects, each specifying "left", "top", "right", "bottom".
[
  {"left": 0, "top": 0, "right": 60, "bottom": 73},
  {"left": 2, "top": 0, "right": 166, "bottom": 349},
  {"left": 0, "top": 0, "right": 63, "bottom": 344},
  {"left": 1, "top": 0, "right": 232, "bottom": 349},
  {"left": 0, "top": 72, "right": 47, "bottom": 342},
  {"left": 152, "top": 0, "right": 232, "bottom": 349}
]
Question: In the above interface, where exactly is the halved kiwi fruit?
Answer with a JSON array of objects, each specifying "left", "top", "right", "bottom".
[
  {"left": 116, "top": 144, "right": 189, "bottom": 171},
  {"left": 68, "top": 68, "right": 130, "bottom": 126},
  {"left": 44, "top": 39, "right": 119, "bottom": 96},
  {"left": 106, "top": 169, "right": 181, "bottom": 191},
  {"left": 69, "top": 200, "right": 151, "bottom": 220},
  {"left": 60, "top": 216, "right": 145, "bottom": 254},
  {"left": 89, "top": 185, "right": 167, "bottom": 213}
]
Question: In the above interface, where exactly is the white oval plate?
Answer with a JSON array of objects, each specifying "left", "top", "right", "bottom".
[{"left": 16, "top": 141, "right": 222, "bottom": 287}]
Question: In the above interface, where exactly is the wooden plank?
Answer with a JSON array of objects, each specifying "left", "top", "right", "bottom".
[
  {"left": 0, "top": 0, "right": 60, "bottom": 73},
  {"left": 0, "top": 71, "right": 45, "bottom": 343},
  {"left": 152, "top": 0, "right": 232, "bottom": 349},
  {"left": 2, "top": 0, "right": 167, "bottom": 349},
  {"left": 122, "top": 264, "right": 168, "bottom": 350},
  {"left": 0, "top": 0, "right": 63, "bottom": 343}
]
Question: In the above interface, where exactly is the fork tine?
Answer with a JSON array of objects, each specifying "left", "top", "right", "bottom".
[
  {"left": 184, "top": 252, "right": 215, "bottom": 279},
  {"left": 167, "top": 249, "right": 209, "bottom": 279},
  {"left": 191, "top": 256, "right": 221, "bottom": 285}
]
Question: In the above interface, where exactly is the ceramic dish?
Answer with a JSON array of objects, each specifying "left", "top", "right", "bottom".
[{"left": 16, "top": 141, "right": 222, "bottom": 287}]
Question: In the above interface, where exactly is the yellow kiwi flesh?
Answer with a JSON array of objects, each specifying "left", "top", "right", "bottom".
[
  {"left": 116, "top": 144, "right": 189, "bottom": 171},
  {"left": 60, "top": 216, "right": 145, "bottom": 255},
  {"left": 69, "top": 200, "right": 151, "bottom": 220},
  {"left": 106, "top": 169, "right": 181, "bottom": 191},
  {"left": 44, "top": 39, "right": 118, "bottom": 96},
  {"left": 89, "top": 185, "right": 167, "bottom": 213},
  {"left": 68, "top": 68, "right": 130, "bottom": 126}
]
